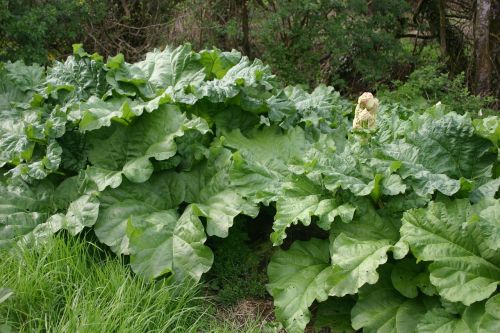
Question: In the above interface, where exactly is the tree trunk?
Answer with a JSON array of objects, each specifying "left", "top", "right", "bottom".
[
  {"left": 241, "top": 0, "right": 251, "bottom": 57},
  {"left": 474, "top": 0, "right": 492, "bottom": 96},
  {"left": 438, "top": 0, "right": 447, "bottom": 57},
  {"left": 490, "top": 0, "right": 500, "bottom": 99}
]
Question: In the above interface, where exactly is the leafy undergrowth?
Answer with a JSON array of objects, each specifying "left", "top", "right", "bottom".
[
  {"left": 377, "top": 63, "right": 496, "bottom": 115},
  {"left": 1, "top": 44, "right": 499, "bottom": 332},
  {"left": 205, "top": 213, "right": 272, "bottom": 305}
]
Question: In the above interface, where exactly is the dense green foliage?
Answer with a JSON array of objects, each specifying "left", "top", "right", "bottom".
[
  {"left": 0, "top": 0, "right": 104, "bottom": 64},
  {"left": 1, "top": 45, "right": 499, "bottom": 332},
  {"left": 378, "top": 63, "right": 495, "bottom": 115},
  {"left": 252, "top": 0, "right": 411, "bottom": 88},
  {"left": 2, "top": 0, "right": 497, "bottom": 104}
]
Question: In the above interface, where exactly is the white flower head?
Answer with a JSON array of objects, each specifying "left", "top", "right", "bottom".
[{"left": 353, "top": 92, "right": 379, "bottom": 130}]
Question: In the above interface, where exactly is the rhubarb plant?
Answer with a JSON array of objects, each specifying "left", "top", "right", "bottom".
[{"left": 1, "top": 44, "right": 498, "bottom": 332}]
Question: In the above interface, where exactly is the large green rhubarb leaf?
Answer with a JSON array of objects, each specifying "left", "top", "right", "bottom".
[
  {"left": 267, "top": 239, "right": 334, "bottom": 333},
  {"left": 379, "top": 113, "right": 496, "bottom": 196},
  {"left": 271, "top": 175, "right": 355, "bottom": 245},
  {"left": 378, "top": 141, "right": 461, "bottom": 196},
  {"left": 408, "top": 113, "right": 495, "bottom": 180},
  {"left": 470, "top": 178, "right": 500, "bottom": 203},
  {"left": 225, "top": 126, "right": 309, "bottom": 205},
  {"left": 396, "top": 199, "right": 500, "bottom": 305},
  {"left": 474, "top": 198, "right": 500, "bottom": 251},
  {"left": 271, "top": 176, "right": 325, "bottom": 245},
  {"left": 199, "top": 48, "right": 241, "bottom": 79},
  {"left": 199, "top": 56, "right": 275, "bottom": 105},
  {"left": 474, "top": 116, "right": 500, "bottom": 148},
  {"left": 94, "top": 171, "right": 185, "bottom": 254},
  {"left": 127, "top": 205, "right": 213, "bottom": 281},
  {"left": 479, "top": 294, "right": 500, "bottom": 333},
  {"left": 46, "top": 45, "right": 108, "bottom": 102},
  {"left": 322, "top": 145, "right": 406, "bottom": 198},
  {"left": 352, "top": 285, "right": 434, "bottom": 333},
  {"left": 229, "top": 150, "right": 285, "bottom": 205},
  {"left": 0, "top": 60, "right": 66, "bottom": 181},
  {"left": 284, "top": 85, "right": 346, "bottom": 128},
  {"left": 415, "top": 298, "right": 500, "bottom": 333},
  {"left": 73, "top": 96, "right": 140, "bottom": 132},
  {"left": 179, "top": 146, "right": 257, "bottom": 238},
  {"left": 95, "top": 171, "right": 213, "bottom": 281},
  {"left": 86, "top": 104, "right": 209, "bottom": 189},
  {"left": 327, "top": 203, "right": 400, "bottom": 297},
  {"left": 26, "top": 173, "right": 100, "bottom": 243},
  {"left": 1, "top": 101, "right": 66, "bottom": 181},
  {"left": 140, "top": 44, "right": 205, "bottom": 91},
  {"left": 1, "top": 61, "right": 44, "bottom": 97},
  {"left": 106, "top": 44, "right": 205, "bottom": 101},
  {"left": 267, "top": 84, "right": 349, "bottom": 130},
  {"left": 0, "top": 179, "right": 55, "bottom": 247},
  {"left": 0, "top": 174, "right": 96, "bottom": 245},
  {"left": 42, "top": 194, "right": 99, "bottom": 236},
  {"left": 350, "top": 266, "right": 441, "bottom": 333},
  {"left": 224, "top": 126, "right": 308, "bottom": 168},
  {"left": 302, "top": 134, "right": 406, "bottom": 201}
]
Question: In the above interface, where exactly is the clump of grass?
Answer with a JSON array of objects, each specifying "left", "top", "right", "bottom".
[{"left": 0, "top": 235, "right": 209, "bottom": 332}]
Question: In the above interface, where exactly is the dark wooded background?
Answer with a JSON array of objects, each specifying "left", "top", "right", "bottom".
[{"left": 1, "top": 0, "right": 498, "bottom": 103}]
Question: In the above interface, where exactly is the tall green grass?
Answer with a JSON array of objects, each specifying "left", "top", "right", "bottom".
[{"left": 0, "top": 235, "right": 269, "bottom": 333}]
